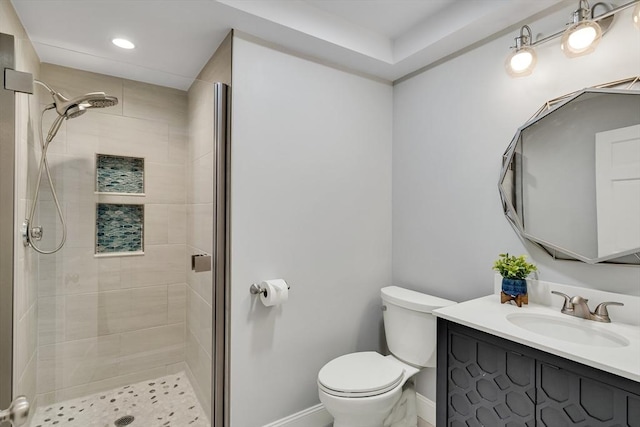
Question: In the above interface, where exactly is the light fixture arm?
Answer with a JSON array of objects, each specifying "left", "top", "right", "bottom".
[
  {"left": 514, "top": 25, "right": 533, "bottom": 49},
  {"left": 589, "top": 0, "right": 637, "bottom": 22},
  {"left": 572, "top": 0, "right": 592, "bottom": 23},
  {"left": 591, "top": 2, "right": 611, "bottom": 19},
  {"left": 527, "top": 0, "right": 638, "bottom": 48}
]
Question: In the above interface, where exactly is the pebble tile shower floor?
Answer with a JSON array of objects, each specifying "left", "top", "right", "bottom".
[{"left": 30, "top": 372, "right": 210, "bottom": 427}]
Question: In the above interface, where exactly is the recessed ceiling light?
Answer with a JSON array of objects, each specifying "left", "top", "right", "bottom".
[{"left": 112, "top": 38, "right": 135, "bottom": 49}]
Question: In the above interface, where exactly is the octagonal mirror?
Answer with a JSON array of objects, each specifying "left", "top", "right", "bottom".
[{"left": 499, "top": 78, "right": 640, "bottom": 264}]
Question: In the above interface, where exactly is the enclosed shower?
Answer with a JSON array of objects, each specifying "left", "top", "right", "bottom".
[{"left": 1, "top": 28, "right": 231, "bottom": 427}]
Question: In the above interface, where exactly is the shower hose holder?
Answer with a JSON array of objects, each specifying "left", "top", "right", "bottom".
[{"left": 21, "top": 219, "right": 43, "bottom": 247}]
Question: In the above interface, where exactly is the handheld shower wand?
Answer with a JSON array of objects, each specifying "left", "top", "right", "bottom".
[{"left": 23, "top": 80, "right": 119, "bottom": 254}]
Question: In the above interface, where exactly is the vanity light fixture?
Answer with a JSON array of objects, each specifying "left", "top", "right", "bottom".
[
  {"left": 506, "top": 25, "right": 537, "bottom": 77},
  {"left": 112, "top": 38, "right": 135, "bottom": 50},
  {"left": 561, "top": 0, "right": 603, "bottom": 57},
  {"left": 505, "top": 0, "right": 639, "bottom": 78}
]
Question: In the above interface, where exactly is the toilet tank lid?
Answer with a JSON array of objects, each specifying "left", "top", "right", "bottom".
[{"left": 381, "top": 286, "right": 456, "bottom": 313}]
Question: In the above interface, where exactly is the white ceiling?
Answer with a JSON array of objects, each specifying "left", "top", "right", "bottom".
[
  {"left": 305, "top": 0, "right": 456, "bottom": 40},
  {"left": 10, "top": 0, "right": 567, "bottom": 90}
]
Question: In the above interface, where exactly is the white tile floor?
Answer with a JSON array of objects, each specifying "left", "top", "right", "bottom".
[{"left": 30, "top": 372, "right": 209, "bottom": 427}]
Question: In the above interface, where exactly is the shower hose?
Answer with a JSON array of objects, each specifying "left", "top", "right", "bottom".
[{"left": 25, "top": 106, "right": 67, "bottom": 254}]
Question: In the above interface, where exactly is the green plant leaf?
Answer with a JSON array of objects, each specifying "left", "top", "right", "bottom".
[{"left": 492, "top": 253, "right": 537, "bottom": 279}]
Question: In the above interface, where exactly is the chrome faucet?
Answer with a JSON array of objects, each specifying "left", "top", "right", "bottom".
[
  {"left": 551, "top": 291, "right": 624, "bottom": 323},
  {"left": 569, "top": 295, "right": 592, "bottom": 319}
]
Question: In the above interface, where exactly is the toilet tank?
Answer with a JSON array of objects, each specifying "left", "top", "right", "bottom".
[{"left": 381, "top": 286, "right": 456, "bottom": 368}]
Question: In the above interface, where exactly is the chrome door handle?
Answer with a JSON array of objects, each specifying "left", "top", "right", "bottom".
[{"left": 0, "top": 396, "right": 29, "bottom": 426}]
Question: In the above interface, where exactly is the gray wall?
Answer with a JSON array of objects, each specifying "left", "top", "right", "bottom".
[
  {"left": 393, "top": 4, "right": 640, "bottom": 400},
  {"left": 230, "top": 33, "right": 393, "bottom": 426}
]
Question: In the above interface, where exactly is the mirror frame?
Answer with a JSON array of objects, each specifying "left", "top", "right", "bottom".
[{"left": 499, "top": 76, "right": 640, "bottom": 265}]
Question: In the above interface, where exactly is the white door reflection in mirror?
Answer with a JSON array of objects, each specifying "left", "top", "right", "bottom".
[{"left": 596, "top": 124, "right": 640, "bottom": 258}]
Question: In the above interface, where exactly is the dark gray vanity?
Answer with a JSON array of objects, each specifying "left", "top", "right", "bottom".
[{"left": 437, "top": 318, "right": 640, "bottom": 426}]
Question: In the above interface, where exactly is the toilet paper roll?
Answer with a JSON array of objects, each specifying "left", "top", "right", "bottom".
[{"left": 259, "top": 279, "right": 289, "bottom": 307}]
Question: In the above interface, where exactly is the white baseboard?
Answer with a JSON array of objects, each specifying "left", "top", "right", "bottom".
[
  {"left": 261, "top": 403, "right": 333, "bottom": 427},
  {"left": 416, "top": 392, "right": 436, "bottom": 425},
  {"left": 261, "top": 393, "right": 435, "bottom": 427}
]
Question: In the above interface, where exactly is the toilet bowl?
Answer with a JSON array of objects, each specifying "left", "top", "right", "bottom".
[
  {"left": 317, "top": 286, "right": 455, "bottom": 427},
  {"left": 318, "top": 352, "right": 419, "bottom": 427}
]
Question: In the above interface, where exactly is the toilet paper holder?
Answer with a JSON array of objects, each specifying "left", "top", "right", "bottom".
[{"left": 249, "top": 281, "right": 291, "bottom": 296}]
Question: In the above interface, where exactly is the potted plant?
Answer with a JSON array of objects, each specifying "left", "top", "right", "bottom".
[{"left": 493, "top": 253, "right": 537, "bottom": 307}]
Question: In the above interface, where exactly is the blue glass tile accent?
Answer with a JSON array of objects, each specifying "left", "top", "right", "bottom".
[
  {"left": 96, "top": 204, "right": 144, "bottom": 254},
  {"left": 96, "top": 154, "right": 144, "bottom": 194}
]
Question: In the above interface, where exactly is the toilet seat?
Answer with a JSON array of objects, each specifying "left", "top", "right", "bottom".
[{"left": 318, "top": 352, "right": 404, "bottom": 398}]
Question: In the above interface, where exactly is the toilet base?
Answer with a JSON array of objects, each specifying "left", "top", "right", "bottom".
[{"left": 319, "top": 385, "right": 402, "bottom": 427}]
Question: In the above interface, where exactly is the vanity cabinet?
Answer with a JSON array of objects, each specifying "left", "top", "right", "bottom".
[{"left": 437, "top": 319, "right": 640, "bottom": 427}]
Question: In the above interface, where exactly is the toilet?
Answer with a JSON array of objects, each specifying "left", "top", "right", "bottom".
[{"left": 317, "top": 286, "right": 455, "bottom": 427}]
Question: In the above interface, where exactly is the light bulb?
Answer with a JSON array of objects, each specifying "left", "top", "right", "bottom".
[
  {"left": 633, "top": 2, "right": 640, "bottom": 29},
  {"left": 560, "top": 20, "right": 602, "bottom": 57},
  {"left": 511, "top": 51, "right": 533, "bottom": 72},
  {"left": 505, "top": 47, "right": 537, "bottom": 77},
  {"left": 568, "top": 26, "right": 597, "bottom": 49}
]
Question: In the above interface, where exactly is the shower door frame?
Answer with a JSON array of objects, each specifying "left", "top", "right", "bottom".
[
  {"left": 212, "top": 82, "right": 231, "bottom": 427},
  {"left": 0, "top": 32, "right": 16, "bottom": 414}
]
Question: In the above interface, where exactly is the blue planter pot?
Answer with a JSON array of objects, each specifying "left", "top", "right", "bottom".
[{"left": 501, "top": 278, "right": 527, "bottom": 296}]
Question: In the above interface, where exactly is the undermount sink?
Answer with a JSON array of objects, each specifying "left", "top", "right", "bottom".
[{"left": 506, "top": 313, "right": 630, "bottom": 348}]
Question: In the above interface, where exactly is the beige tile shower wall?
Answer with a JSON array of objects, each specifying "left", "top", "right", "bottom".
[
  {"left": 184, "top": 30, "right": 232, "bottom": 420},
  {"left": 34, "top": 64, "right": 188, "bottom": 405},
  {"left": 186, "top": 76, "right": 215, "bottom": 421},
  {"left": 2, "top": 0, "right": 41, "bottom": 416}
]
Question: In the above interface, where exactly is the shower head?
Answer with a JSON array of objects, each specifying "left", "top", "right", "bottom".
[
  {"left": 52, "top": 91, "right": 118, "bottom": 118},
  {"left": 68, "top": 92, "right": 118, "bottom": 109},
  {"left": 34, "top": 80, "right": 119, "bottom": 119},
  {"left": 86, "top": 96, "right": 118, "bottom": 108},
  {"left": 65, "top": 104, "right": 87, "bottom": 119},
  {"left": 33, "top": 79, "right": 119, "bottom": 144}
]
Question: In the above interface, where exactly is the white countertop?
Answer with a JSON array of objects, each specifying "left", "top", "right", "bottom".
[{"left": 434, "top": 294, "right": 640, "bottom": 382}]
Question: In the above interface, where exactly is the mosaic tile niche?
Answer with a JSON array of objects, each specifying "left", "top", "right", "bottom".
[
  {"left": 96, "top": 203, "right": 144, "bottom": 254},
  {"left": 96, "top": 154, "right": 145, "bottom": 194}
]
